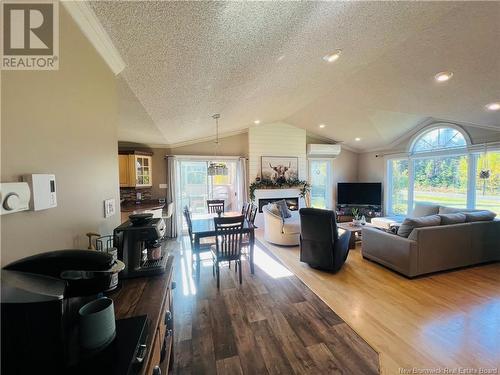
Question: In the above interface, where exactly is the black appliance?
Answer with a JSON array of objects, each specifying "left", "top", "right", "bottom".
[
  {"left": 337, "top": 182, "right": 382, "bottom": 206},
  {"left": 114, "top": 216, "right": 167, "bottom": 278},
  {"left": 1, "top": 250, "right": 125, "bottom": 374}
]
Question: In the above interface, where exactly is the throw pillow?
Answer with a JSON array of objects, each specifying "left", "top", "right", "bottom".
[
  {"left": 267, "top": 203, "right": 281, "bottom": 217},
  {"left": 410, "top": 202, "right": 440, "bottom": 218},
  {"left": 397, "top": 214, "right": 441, "bottom": 238},
  {"left": 464, "top": 210, "right": 496, "bottom": 222},
  {"left": 275, "top": 199, "right": 292, "bottom": 219},
  {"left": 439, "top": 213, "right": 466, "bottom": 225}
]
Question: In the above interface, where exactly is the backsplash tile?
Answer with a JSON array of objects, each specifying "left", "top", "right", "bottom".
[{"left": 120, "top": 187, "right": 152, "bottom": 201}]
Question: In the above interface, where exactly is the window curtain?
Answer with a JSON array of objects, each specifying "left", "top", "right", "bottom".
[
  {"left": 237, "top": 157, "right": 249, "bottom": 208},
  {"left": 166, "top": 156, "right": 179, "bottom": 238}
]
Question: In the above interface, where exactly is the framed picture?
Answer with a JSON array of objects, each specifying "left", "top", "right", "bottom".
[{"left": 261, "top": 156, "right": 299, "bottom": 181}]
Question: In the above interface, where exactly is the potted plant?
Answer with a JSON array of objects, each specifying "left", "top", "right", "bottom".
[{"left": 352, "top": 208, "right": 362, "bottom": 226}]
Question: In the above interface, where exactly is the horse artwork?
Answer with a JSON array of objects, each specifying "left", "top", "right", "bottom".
[{"left": 261, "top": 156, "right": 299, "bottom": 182}]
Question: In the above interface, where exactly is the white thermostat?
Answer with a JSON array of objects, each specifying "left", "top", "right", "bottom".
[
  {"left": 23, "top": 174, "right": 57, "bottom": 211},
  {"left": 0, "top": 182, "right": 31, "bottom": 215}
]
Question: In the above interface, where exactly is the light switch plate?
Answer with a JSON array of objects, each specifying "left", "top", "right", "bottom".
[
  {"left": 104, "top": 198, "right": 116, "bottom": 218},
  {"left": 159, "top": 184, "right": 168, "bottom": 189}
]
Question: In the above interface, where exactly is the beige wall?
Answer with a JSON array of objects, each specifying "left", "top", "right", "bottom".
[
  {"left": 169, "top": 132, "right": 248, "bottom": 158},
  {"left": 1, "top": 8, "right": 120, "bottom": 265},
  {"left": 332, "top": 148, "right": 359, "bottom": 204}
]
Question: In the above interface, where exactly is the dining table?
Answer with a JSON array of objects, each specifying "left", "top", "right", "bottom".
[{"left": 190, "top": 211, "right": 256, "bottom": 278}]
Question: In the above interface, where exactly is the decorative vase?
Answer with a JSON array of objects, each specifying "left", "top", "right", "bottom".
[
  {"left": 361, "top": 215, "right": 366, "bottom": 225},
  {"left": 352, "top": 219, "right": 362, "bottom": 226},
  {"left": 305, "top": 193, "right": 311, "bottom": 208}
]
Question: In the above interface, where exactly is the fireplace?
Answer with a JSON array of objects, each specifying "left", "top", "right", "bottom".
[
  {"left": 253, "top": 188, "right": 303, "bottom": 228},
  {"left": 258, "top": 197, "right": 299, "bottom": 213}
]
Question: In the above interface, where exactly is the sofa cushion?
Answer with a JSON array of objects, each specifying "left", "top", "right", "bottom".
[
  {"left": 439, "top": 213, "right": 466, "bottom": 225},
  {"left": 464, "top": 210, "right": 496, "bottom": 222},
  {"left": 282, "top": 219, "right": 301, "bottom": 234},
  {"left": 438, "top": 206, "right": 479, "bottom": 214},
  {"left": 397, "top": 214, "right": 441, "bottom": 238},
  {"left": 275, "top": 199, "right": 292, "bottom": 218},
  {"left": 410, "top": 202, "right": 440, "bottom": 218}
]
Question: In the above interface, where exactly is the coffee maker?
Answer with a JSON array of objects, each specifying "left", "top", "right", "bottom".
[
  {"left": 114, "top": 213, "right": 167, "bottom": 278},
  {"left": 1, "top": 250, "right": 125, "bottom": 374}
]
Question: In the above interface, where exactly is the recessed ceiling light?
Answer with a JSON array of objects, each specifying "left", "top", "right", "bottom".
[
  {"left": 355, "top": 137, "right": 361, "bottom": 141},
  {"left": 434, "top": 71, "right": 453, "bottom": 82},
  {"left": 254, "top": 119, "right": 261, "bottom": 125},
  {"left": 323, "top": 50, "right": 342, "bottom": 63},
  {"left": 319, "top": 124, "right": 326, "bottom": 128},
  {"left": 485, "top": 102, "right": 500, "bottom": 111}
]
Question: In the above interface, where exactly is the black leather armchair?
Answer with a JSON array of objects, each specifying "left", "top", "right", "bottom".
[{"left": 299, "top": 208, "right": 350, "bottom": 272}]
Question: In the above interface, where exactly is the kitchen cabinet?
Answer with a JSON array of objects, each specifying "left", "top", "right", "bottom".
[
  {"left": 112, "top": 256, "right": 174, "bottom": 375},
  {"left": 118, "top": 152, "right": 153, "bottom": 188}
]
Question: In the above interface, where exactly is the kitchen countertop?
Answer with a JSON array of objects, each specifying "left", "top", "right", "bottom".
[{"left": 120, "top": 200, "right": 165, "bottom": 213}]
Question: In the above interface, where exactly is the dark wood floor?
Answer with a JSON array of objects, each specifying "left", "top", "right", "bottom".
[{"left": 170, "top": 237, "right": 379, "bottom": 374}]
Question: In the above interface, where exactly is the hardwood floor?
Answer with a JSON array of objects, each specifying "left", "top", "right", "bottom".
[
  {"left": 255, "top": 229, "right": 500, "bottom": 374},
  {"left": 170, "top": 237, "right": 379, "bottom": 374}
]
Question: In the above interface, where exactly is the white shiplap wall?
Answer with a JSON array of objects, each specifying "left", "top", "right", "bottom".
[{"left": 249, "top": 123, "right": 307, "bottom": 182}]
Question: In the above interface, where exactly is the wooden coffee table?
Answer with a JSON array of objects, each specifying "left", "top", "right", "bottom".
[{"left": 338, "top": 222, "right": 376, "bottom": 249}]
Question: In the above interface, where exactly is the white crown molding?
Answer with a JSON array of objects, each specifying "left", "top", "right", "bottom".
[{"left": 62, "top": 1, "right": 125, "bottom": 75}]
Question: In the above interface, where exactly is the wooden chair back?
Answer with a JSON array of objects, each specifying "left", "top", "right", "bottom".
[
  {"left": 247, "top": 204, "right": 258, "bottom": 225},
  {"left": 214, "top": 215, "right": 245, "bottom": 260},
  {"left": 207, "top": 199, "right": 225, "bottom": 213},
  {"left": 241, "top": 202, "right": 249, "bottom": 216},
  {"left": 183, "top": 206, "right": 193, "bottom": 238}
]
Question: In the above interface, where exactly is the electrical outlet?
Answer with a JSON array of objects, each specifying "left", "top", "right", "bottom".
[{"left": 104, "top": 198, "right": 116, "bottom": 218}]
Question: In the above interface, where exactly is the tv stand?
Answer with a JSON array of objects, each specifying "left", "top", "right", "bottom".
[{"left": 336, "top": 204, "right": 382, "bottom": 223}]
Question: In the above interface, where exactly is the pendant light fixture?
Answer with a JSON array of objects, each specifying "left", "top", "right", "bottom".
[{"left": 207, "top": 113, "right": 228, "bottom": 176}]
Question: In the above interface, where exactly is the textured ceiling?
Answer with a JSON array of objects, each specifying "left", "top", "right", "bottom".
[{"left": 89, "top": 1, "right": 500, "bottom": 150}]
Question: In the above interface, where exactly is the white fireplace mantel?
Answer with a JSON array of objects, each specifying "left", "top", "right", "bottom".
[{"left": 254, "top": 188, "right": 301, "bottom": 200}]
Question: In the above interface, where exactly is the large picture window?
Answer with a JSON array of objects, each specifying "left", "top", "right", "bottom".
[
  {"left": 386, "top": 125, "right": 499, "bottom": 216},
  {"left": 475, "top": 151, "right": 500, "bottom": 214},
  {"left": 413, "top": 155, "right": 468, "bottom": 209}
]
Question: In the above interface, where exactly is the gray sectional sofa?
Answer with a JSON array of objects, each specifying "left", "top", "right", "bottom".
[{"left": 362, "top": 204, "right": 500, "bottom": 277}]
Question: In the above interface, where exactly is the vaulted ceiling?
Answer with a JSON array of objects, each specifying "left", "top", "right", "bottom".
[{"left": 89, "top": 1, "right": 500, "bottom": 151}]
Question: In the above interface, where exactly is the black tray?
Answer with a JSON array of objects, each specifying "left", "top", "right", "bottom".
[{"left": 70, "top": 315, "right": 148, "bottom": 375}]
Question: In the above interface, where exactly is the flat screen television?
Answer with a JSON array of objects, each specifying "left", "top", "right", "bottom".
[{"left": 337, "top": 183, "right": 382, "bottom": 206}]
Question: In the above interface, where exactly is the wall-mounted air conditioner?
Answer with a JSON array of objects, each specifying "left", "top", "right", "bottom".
[{"left": 307, "top": 144, "right": 341, "bottom": 158}]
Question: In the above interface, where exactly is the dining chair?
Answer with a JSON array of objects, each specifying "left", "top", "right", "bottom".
[
  {"left": 211, "top": 215, "right": 245, "bottom": 289},
  {"left": 207, "top": 199, "right": 225, "bottom": 214},
  {"left": 246, "top": 203, "right": 258, "bottom": 225},
  {"left": 183, "top": 206, "right": 215, "bottom": 269},
  {"left": 241, "top": 202, "right": 249, "bottom": 216},
  {"left": 241, "top": 203, "right": 257, "bottom": 256}
]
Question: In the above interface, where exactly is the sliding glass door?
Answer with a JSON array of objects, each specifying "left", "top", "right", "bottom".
[{"left": 178, "top": 159, "right": 239, "bottom": 214}]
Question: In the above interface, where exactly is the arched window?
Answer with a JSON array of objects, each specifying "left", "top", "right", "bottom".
[{"left": 411, "top": 126, "right": 468, "bottom": 153}]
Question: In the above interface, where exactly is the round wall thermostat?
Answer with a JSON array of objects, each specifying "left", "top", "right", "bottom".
[{"left": 3, "top": 193, "right": 20, "bottom": 211}]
